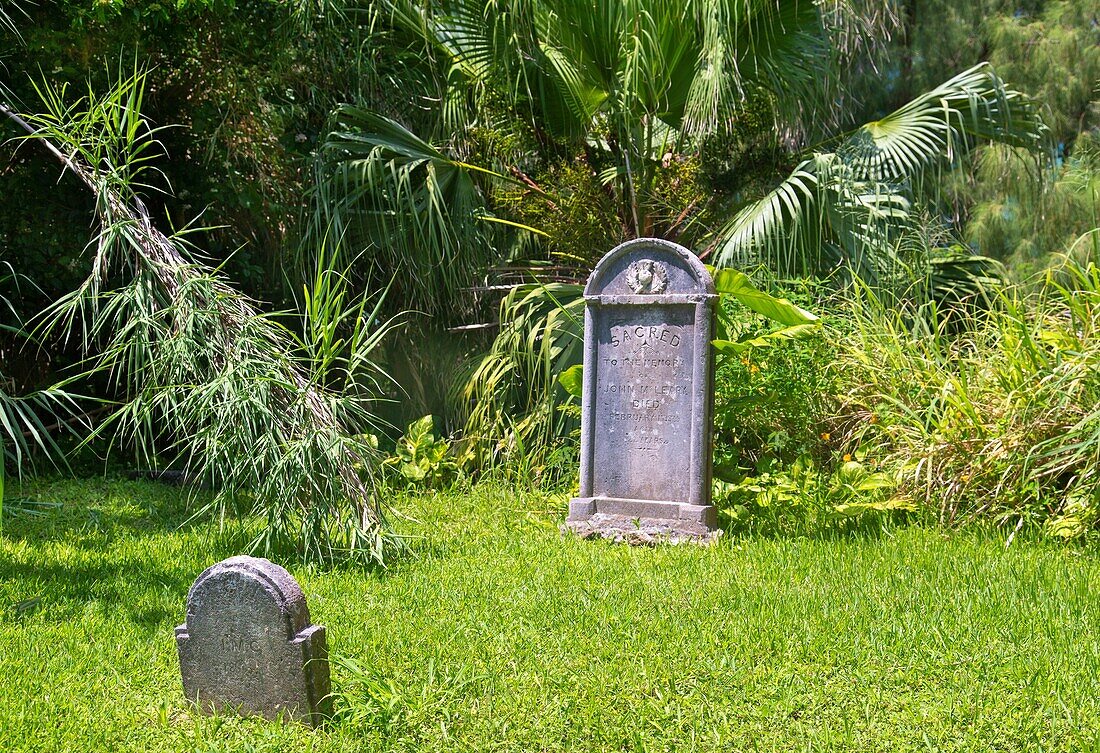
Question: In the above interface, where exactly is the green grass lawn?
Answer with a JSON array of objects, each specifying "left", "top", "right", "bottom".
[{"left": 2, "top": 479, "right": 1100, "bottom": 752}]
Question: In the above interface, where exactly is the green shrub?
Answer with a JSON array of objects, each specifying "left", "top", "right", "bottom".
[
  {"left": 715, "top": 452, "right": 907, "bottom": 537},
  {"left": 834, "top": 259, "right": 1100, "bottom": 539},
  {"left": 385, "top": 415, "right": 461, "bottom": 489},
  {"left": 712, "top": 279, "right": 842, "bottom": 475}
]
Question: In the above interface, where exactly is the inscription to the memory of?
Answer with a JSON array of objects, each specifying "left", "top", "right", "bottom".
[
  {"left": 568, "top": 238, "right": 718, "bottom": 537},
  {"left": 593, "top": 307, "right": 694, "bottom": 496}
]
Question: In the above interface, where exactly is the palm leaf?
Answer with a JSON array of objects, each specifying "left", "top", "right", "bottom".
[
  {"left": 315, "top": 109, "right": 505, "bottom": 319},
  {"left": 848, "top": 63, "right": 1047, "bottom": 182},
  {"left": 712, "top": 158, "right": 821, "bottom": 270},
  {"left": 712, "top": 64, "right": 1047, "bottom": 286},
  {"left": 460, "top": 281, "right": 583, "bottom": 466}
]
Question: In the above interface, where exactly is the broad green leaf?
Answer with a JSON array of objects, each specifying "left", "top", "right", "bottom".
[
  {"left": 832, "top": 496, "right": 915, "bottom": 516},
  {"left": 712, "top": 323, "right": 820, "bottom": 355},
  {"left": 407, "top": 415, "right": 436, "bottom": 443},
  {"left": 709, "top": 267, "right": 819, "bottom": 326},
  {"left": 855, "top": 473, "right": 896, "bottom": 492},
  {"left": 400, "top": 462, "right": 427, "bottom": 481},
  {"left": 558, "top": 364, "right": 583, "bottom": 397}
]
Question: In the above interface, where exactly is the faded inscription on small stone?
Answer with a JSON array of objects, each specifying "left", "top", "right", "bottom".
[{"left": 175, "top": 555, "right": 331, "bottom": 725}]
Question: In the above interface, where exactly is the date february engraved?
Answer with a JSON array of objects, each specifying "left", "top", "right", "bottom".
[{"left": 609, "top": 411, "right": 678, "bottom": 423}]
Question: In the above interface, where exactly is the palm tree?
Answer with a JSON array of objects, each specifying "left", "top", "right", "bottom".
[
  {"left": 317, "top": 1, "right": 1049, "bottom": 305},
  {"left": 313, "top": 2, "right": 1048, "bottom": 464},
  {"left": 714, "top": 63, "right": 1048, "bottom": 289},
  {"left": 314, "top": 0, "right": 884, "bottom": 318}
]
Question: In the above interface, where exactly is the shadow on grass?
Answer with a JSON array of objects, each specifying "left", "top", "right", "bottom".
[
  {"left": 0, "top": 478, "right": 268, "bottom": 627},
  {"left": 0, "top": 556, "right": 193, "bottom": 628},
  {"left": 3, "top": 477, "right": 208, "bottom": 538}
]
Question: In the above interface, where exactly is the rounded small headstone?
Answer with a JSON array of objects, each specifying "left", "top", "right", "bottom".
[{"left": 175, "top": 556, "right": 331, "bottom": 725}]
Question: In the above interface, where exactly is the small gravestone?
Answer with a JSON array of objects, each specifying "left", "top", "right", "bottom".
[
  {"left": 175, "top": 556, "right": 331, "bottom": 725},
  {"left": 566, "top": 238, "right": 719, "bottom": 543}
]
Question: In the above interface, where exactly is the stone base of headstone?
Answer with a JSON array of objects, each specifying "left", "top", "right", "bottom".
[{"left": 564, "top": 497, "right": 721, "bottom": 545}]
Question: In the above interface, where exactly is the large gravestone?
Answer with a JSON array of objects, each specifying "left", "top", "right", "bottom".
[
  {"left": 176, "top": 556, "right": 331, "bottom": 725},
  {"left": 566, "top": 238, "right": 718, "bottom": 542}
]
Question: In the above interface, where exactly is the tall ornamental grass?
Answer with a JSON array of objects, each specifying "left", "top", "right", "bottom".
[
  {"left": 3, "top": 70, "right": 398, "bottom": 564},
  {"left": 837, "top": 256, "right": 1100, "bottom": 539}
]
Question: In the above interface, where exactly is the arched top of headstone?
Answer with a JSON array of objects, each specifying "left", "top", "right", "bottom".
[
  {"left": 186, "top": 555, "right": 310, "bottom": 639},
  {"left": 585, "top": 237, "right": 715, "bottom": 298}
]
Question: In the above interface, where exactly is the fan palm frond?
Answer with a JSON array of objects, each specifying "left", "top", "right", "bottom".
[
  {"left": 359, "top": 0, "right": 853, "bottom": 246},
  {"left": 847, "top": 63, "right": 1047, "bottom": 182},
  {"left": 315, "top": 108, "right": 510, "bottom": 320},
  {"left": 713, "top": 63, "right": 1049, "bottom": 287}
]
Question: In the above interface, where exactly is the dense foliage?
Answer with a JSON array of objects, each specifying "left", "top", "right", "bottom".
[{"left": 1, "top": 0, "right": 1098, "bottom": 553}]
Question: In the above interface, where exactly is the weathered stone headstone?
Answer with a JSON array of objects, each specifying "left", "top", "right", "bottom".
[
  {"left": 176, "top": 555, "right": 331, "bottom": 725},
  {"left": 566, "top": 238, "right": 719, "bottom": 543}
]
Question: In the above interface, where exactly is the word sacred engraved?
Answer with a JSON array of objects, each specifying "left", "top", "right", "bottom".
[
  {"left": 609, "top": 325, "right": 681, "bottom": 349},
  {"left": 602, "top": 318, "right": 689, "bottom": 447}
]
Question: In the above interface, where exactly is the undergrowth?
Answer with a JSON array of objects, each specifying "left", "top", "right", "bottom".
[{"left": 834, "top": 258, "right": 1100, "bottom": 540}]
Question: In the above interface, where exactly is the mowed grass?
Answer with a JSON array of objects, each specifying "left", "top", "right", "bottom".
[{"left": 2, "top": 479, "right": 1100, "bottom": 752}]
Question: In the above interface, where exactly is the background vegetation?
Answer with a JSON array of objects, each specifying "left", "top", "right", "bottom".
[{"left": 1, "top": 0, "right": 1098, "bottom": 557}]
